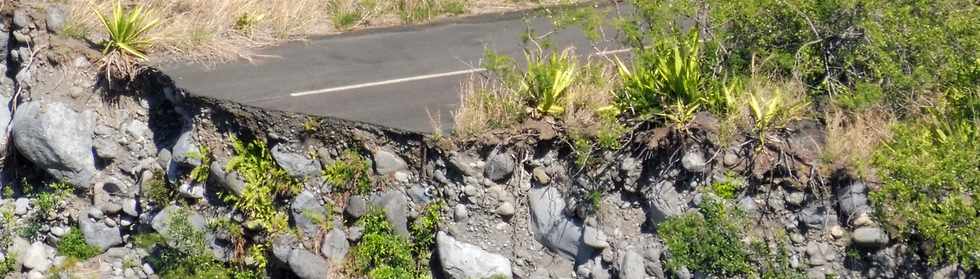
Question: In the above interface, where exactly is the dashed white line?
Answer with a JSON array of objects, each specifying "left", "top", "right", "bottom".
[
  {"left": 290, "top": 68, "right": 487, "bottom": 97},
  {"left": 288, "top": 47, "right": 633, "bottom": 98}
]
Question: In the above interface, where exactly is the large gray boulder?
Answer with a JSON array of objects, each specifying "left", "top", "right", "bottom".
[
  {"left": 0, "top": 94, "right": 11, "bottom": 146},
  {"left": 78, "top": 208, "right": 122, "bottom": 252},
  {"left": 852, "top": 227, "right": 889, "bottom": 248},
  {"left": 372, "top": 148, "right": 406, "bottom": 175},
  {"left": 272, "top": 144, "right": 321, "bottom": 178},
  {"left": 291, "top": 191, "right": 326, "bottom": 237},
  {"left": 437, "top": 232, "right": 512, "bottom": 279},
  {"left": 12, "top": 101, "right": 97, "bottom": 188},
  {"left": 272, "top": 235, "right": 332, "bottom": 279},
  {"left": 646, "top": 181, "right": 689, "bottom": 225},
  {"left": 320, "top": 228, "right": 349, "bottom": 265},
  {"left": 208, "top": 159, "right": 246, "bottom": 196},
  {"left": 528, "top": 186, "right": 593, "bottom": 262},
  {"left": 620, "top": 249, "right": 646, "bottom": 279},
  {"left": 368, "top": 191, "right": 410, "bottom": 238},
  {"left": 484, "top": 150, "right": 515, "bottom": 182},
  {"left": 838, "top": 182, "right": 871, "bottom": 222},
  {"left": 171, "top": 130, "right": 200, "bottom": 166}
]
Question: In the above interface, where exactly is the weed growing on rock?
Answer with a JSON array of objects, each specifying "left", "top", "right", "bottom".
[
  {"left": 659, "top": 197, "right": 753, "bottom": 276},
  {"left": 0, "top": 252, "right": 16, "bottom": 277},
  {"left": 354, "top": 205, "right": 442, "bottom": 279},
  {"left": 132, "top": 232, "right": 166, "bottom": 249},
  {"left": 57, "top": 228, "right": 101, "bottom": 260},
  {"left": 323, "top": 150, "right": 373, "bottom": 194},
  {"left": 708, "top": 174, "right": 745, "bottom": 200},
  {"left": 225, "top": 137, "right": 301, "bottom": 233},
  {"left": 148, "top": 208, "right": 263, "bottom": 279},
  {"left": 144, "top": 170, "right": 177, "bottom": 206},
  {"left": 354, "top": 209, "right": 416, "bottom": 278},
  {"left": 187, "top": 145, "right": 213, "bottom": 183}
]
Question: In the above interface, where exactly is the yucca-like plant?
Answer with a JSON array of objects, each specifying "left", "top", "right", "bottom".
[
  {"left": 615, "top": 30, "right": 703, "bottom": 120},
  {"left": 94, "top": 1, "right": 158, "bottom": 60},
  {"left": 747, "top": 88, "right": 807, "bottom": 148},
  {"left": 522, "top": 48, "right": 578, "bottom": 116}
]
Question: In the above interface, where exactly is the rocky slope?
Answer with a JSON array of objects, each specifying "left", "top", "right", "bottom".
[{"left": 0, "top": 5, "right": 973, "bottom": 279}]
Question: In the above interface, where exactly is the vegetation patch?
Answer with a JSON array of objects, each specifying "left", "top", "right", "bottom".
[
  {"left": 146, "top": 208, "right": 262, "bottom": 279},
  {"left": 323, "top": 149, "right": 373, "bottom": 194},
  {"left": 658, "top": 198, "right": 753, "bottom": 276},
  {"left": 224, "top": 137, "right": 301, "bottom": 233},
  {"left": 57, "top": 228, "right": 101, "bottom": 260},
  {"left": 354, "top": 203, "right": 443, "bottom": 279}
]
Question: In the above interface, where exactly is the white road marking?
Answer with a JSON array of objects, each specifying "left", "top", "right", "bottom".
[
  {"left": 288, "top": 47, "right": 634, "bottom": 97},
  {"left": 290, "top": 68, "right": 487, "bottom": 97},
  {"left": 594, "top": 48, "right": 632, "bottom": 56}
]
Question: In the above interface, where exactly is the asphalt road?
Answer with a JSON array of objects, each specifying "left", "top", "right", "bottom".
[{"left": 161, "top": 6, "right": 625, "bottom": 133}]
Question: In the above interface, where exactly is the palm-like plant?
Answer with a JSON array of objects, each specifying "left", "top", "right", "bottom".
[
  {"left": 94, "top": 1, "right": 158, "bottom": 60},
  {"left": 522, "top": 48, "right": 578, "bottom": 116},
  {"left": 615, "top": 30, "right": 703, "bottom": 121},
  {"left": 747, "top": 88, "right": 807, "bottom": 148}
]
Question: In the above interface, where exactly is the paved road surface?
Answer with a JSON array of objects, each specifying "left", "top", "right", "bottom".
[{"left": 161, "top": 6, "right": 625, "bottom": 133}]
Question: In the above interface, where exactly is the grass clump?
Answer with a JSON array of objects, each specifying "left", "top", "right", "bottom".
[
  {"left": 224, "top": 137, "right": 301, "bottom": 233},
  {"left": 57, "top": 228, "right": 101, "bottom": 260},
  {"left": 92, "top": 1, "right": 158, "bottom": 80},
  {"left": 187, "top": 145, "right": 214, "bottom": 184},
  {"left": 323, "top": 150, "right": 373, "bottom": 194},
  {"left": 658, "top": 198, "right": 752, "bottom": 277},
  {"left": 145, "top": 170, "right": 177, "bottom": 206}
]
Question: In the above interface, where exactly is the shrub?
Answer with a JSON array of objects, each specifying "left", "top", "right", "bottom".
[
  {"left": 225, "top": 137, "right": 300, "bottom": 233},
  {"left": 57, "top": 228, "right": 101, "bottom": 260},
  {"left": 323, "top": 149, "right": 373, "bottom": 194},
  {"left": 0, "top": 253, "right": 15, "bottom": 277},
  {"left": 871, "top": 107, "right": 980, "bottom": 268},
  {"left": 658, "top": 198, "right": 753, "bottom": 276},
  {"left": 148, "top": 208, "right": 263, "bottom": 279},
  {"left": 354, "top": 209, "right": 416, "bottom": 278}
]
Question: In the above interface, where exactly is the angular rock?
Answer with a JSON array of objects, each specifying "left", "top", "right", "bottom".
[
  {"left": 345, "top": 195, "right": 368, "bottom": 219},
  {"left": 368, "top": 191, "right": 410, "bottom": 238},
  {"left": 838, "top": 182, "right": 871, "bottom": 222},
  {"left": 681, "top": 149, "right": 707, "bottom": 173},
  {"left": 208, "top": 159, "right": 246, "bottom": 196},
  {"left": 171, "top": 130, "right": 200, "bottom": 166},
  {"left": 0, "top": 95, "right": 10, "bottom": 148},
  {"left": 320, "top": 228, "right": 349, "bottom": 265},
  {"left": 272, "top": 144, "right": 321, "bottom": 178},
  {"left": 79, "top": 209, "right": 122, "bottom": 251},
  {"left": 437, "top": 232, "right": 512, "bottom": 279},
  {"left": 291, "top": 191, "right": 326, "bottom": 236},
  {"left": 528, "top": 186, "right": 593, "bottom": 262},
  {"left": 620, "top": 249, "right": 646, "bottom": 279},
  {"left": 12, "top": 101, "right": 97, "bottom": 188},
  {"left": 852, "top": 227, "right": 889, "bottom": 248},
  {"left": 484, "top": 150, "right": 515, "bottom": 182},
  {"left": 14, "top": 198, "right": 28, "bottom": 215},
  {"left": 22, "top": 242, "right": 51, "bottom": 271},
  {"left": 288, "top": 248, "right": 331, "bottom": 279},
  {"left": 646, "top": 181, "right": 688, "bottom": 225},
  {"left": 583, "top": 226, "right": 609, "bottom": 249},
  {"left": 372, "top": 148, "right": 406, "bottom": 175}
]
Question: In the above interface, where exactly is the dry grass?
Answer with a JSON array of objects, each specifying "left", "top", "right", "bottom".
[
  {"left": 821, "top": 108, "right": 894, "bottom": 178},
  {"left": 452, "top": 76, "right": 526, "bottom": 138},
  {"left": 62, "top": 0, "right": 582, "bottom": 64},
  {"left": 564, "top": 62, "right": 618, "bottom": 138}
]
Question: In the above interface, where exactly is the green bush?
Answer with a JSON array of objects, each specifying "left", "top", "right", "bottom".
[
  {"left": 148, "top": 208, "right": 262, "bottom": 279},
  {"left": 224, "top": 137, "right": 300, "bottom": 233},
  {"left": 57, "top": 228, "right": 101, "bottom": 260},
  {"left": 871, "top": 107, "right": 980, "bottom": 268},
  {"left": 354, "top": 209, "right": 416, "bottom": 279},
  {"left": 658, "top": 198, "right": 753, "bottom": 276},
  {"left": 93, "top": 1, "right": 158, "bottom": 60},
  {"left": 323, "top": 150, "right": 373, "bottom": 194},
  {"left": 0, "top": 252, "right": 15, "bottom": 277},
  {"left": 187, "top": 145, "right": 213, "bottom": 183}
]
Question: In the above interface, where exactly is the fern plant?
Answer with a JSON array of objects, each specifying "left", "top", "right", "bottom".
[
  {"left": 224, "top": 137, "right": 300, "bottom": 233},
  {"left": 522, "top": 48, "right": 578, "bottom": 117}
]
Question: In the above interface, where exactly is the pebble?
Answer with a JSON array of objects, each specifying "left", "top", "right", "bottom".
[
  {"left": 453, "top": 204, "right": 469, "bottom": 222},
  {"left": 15, "top": 198, "right": 29, "bottom": 215},
  {"left": 496, "top": 202, "right": 515, "bottom": 217},
  {"left": 830, "top": 225, "right": 845, "bottom": 239}
]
